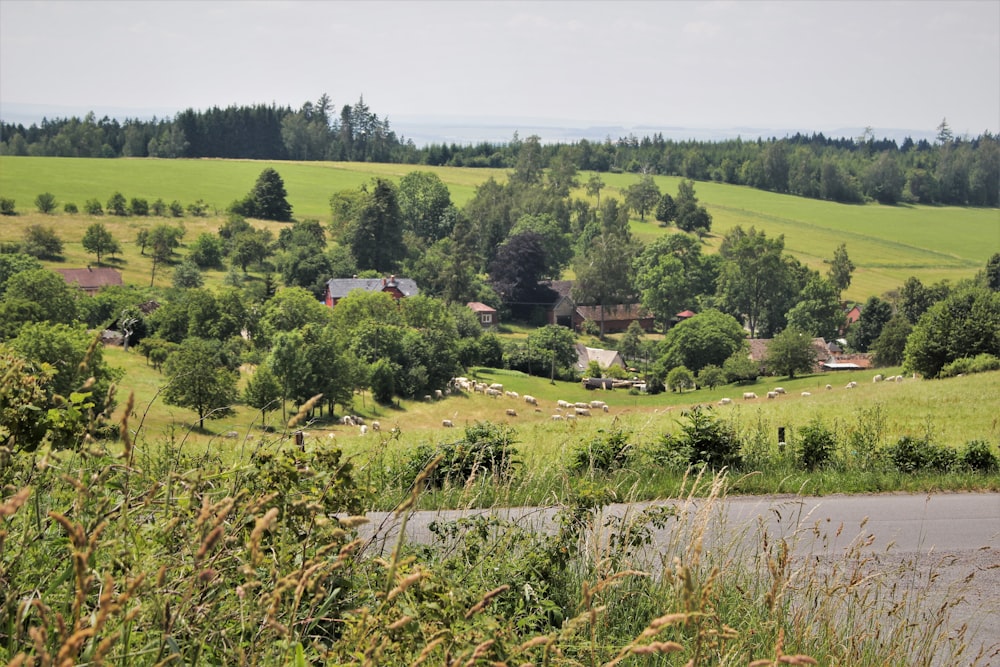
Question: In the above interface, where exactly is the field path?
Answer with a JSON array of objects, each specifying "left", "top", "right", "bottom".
[{"left": 360, "top": 492, "right": 1000, "bottom": 664}]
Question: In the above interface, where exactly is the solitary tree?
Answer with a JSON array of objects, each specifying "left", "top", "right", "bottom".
[
  {"left": 249, "top": 168, "right": 293, "bottom": 221},
  {"left": 827, "top": 243, "right": 856, "bottom": 294},
  {"left": 81, "top": 222, "right": 121, "bottom": 265},
  {"left": 163, "top": 337, "right": 238, "bottom": 429},
  {"left": 527, "top": 324, "right": 577, "bottom": 382},
  {"left": 625, "top": 175, "right": 661, "bottom": 221},
  {"left": 34, "top": 192, "right": 57, "bottom": 214}
]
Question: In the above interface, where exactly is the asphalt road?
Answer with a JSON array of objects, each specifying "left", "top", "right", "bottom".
[{"left": 360, "top": 492, "right": 1000, "bottom": 665}]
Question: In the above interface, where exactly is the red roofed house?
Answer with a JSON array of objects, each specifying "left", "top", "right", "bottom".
[
  {"left": 324, "top": 275, "right": 419, "bottom": 307},
  {"left": 574, "top": 304, "right": 655, "bottom": 334},
  {"left": 55, "top": 267, "right": 123, "bottom": 296},
  {"left": 467, "top": 302, "right": 498, "bottom": 328}
]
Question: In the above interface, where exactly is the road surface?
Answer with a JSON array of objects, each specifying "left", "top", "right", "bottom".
[{"left": 360, "top": 492, "right": 1000, "bottom": 665}]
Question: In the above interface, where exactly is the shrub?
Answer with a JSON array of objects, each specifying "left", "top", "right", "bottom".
[
  {"left": 797, "top": 419, "right": 837, "bottom": 470},
  {"left": 697, "top": 364, "right": 726, "bottom": 389},
  {"left": 187, "top": 199, "right": 209, "bottom": 217},
  {"left": 168, "top": 199, "right": 185, "bottom": 217},
  {"left": 401, "top": 421, "right": 520, "bottom": 489},
  {"left": 150, "top": 198, "right": 167, "bottom": 216},
  {"left": 723, "top": 347, "right": 759, "bottom": 383},
  {"left": 958, "top": 440, "right": 999, "bottom": 473},
  {"left": 107, "top": 191, "right": 128, "bottom": 216},
  {"left": 83, "top": 198, "right": 103, "bottom": 215},
  {"left": 63, "top": 202, "right": 78, "bottom": 214},
  {"left": 34, "top": 192, "right": 57, "bottom": 214},
  {"left": 0, "top": 197, "right": 15, "bottom": 215},
  {"left": 885, "top": 435, "right": 957, "bottom": 473},
  {"left": 130, "top": 197, "right": 149, "bottom": 216},
  {"left": 570, "top": 426, "right": 632, "bottom": 473},
  {"left": 666, "top": 365, "right": 695, "bottom": 392},
  {"left": 939, "top": 353, "right": 1000, "bottom": 378},
  {"left": 677, "top": 405, "right": 742, "bottom": 469},
  {"left": 22, "top": 224, "right": 63, "bottom": 259}
]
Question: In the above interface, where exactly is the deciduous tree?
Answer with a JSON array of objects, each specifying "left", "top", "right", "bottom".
[
  {"left": 765, "top": 327, "right": 817, "bottom": 378},
  {"left": 163, "top": 337, "right": 238, "bottom": 429},
  {"left": 81, "top": 222, "right": 121, "bottom": 265},
  {"left": 827, "top": 243, "right": 855, "bottom": 294}
]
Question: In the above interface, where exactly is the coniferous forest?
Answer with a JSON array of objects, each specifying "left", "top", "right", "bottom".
[{"left": 2, "top": 93, "right": 997, "bottom": 207}]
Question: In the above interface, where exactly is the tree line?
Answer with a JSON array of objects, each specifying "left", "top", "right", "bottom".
[{"left": 2, "top": 95, "right": 997, "bottom": 207}]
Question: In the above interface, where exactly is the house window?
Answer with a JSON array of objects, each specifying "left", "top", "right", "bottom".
[{"left": 482, "top": 313, "right": 492, "bottom": 324}]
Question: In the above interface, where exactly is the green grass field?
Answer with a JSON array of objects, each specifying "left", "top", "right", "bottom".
[{"left": 2, "top": 156, "right": 997, "bottom": 301}]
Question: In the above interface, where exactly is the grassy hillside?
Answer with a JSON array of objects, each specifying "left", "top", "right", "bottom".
[{"left": 2, "top": 156, "right": 996, "bottom": 301}]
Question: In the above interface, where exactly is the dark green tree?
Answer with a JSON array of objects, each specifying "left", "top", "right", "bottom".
[
  {"left": 654, "top": 192, "right": 676, "bottom": 226},
  {"left": 633, "top": 233, "right": 715, "bottom": 328},
  {"left": 172, "top": 260, "right": 204, "bottom": 289},
  {"left": 765, "top": 327, "right": 818, "bottom": 378},
  {"left": 903, "top": 286, "right": 1000, "bottom": 378},
  {"left": 34, "top": 192, "right": 57, "bottom": 214},
  {"left": 107, "top": 192, "right": 128, "bottom": 216},
  {"left": 870, "top": 314, "right": 912, "bottom": 367},
  {"left": 488, "top": 231, "right": 548, "bottom": 304},
  {"left": 22, "top": 224, "right": 64, "bottom": 259},
  {"left": 81, "top": 222, "right": 121, "bottom": 265},
  {"left": 657, "top": 309, "right": 746, "bottom": 375},
  {"left": 846, "top": 296, "right": 893, "bottom": 352},
  {"left": 785, "top": 276, "right": 844, "bottom": 340},
  {"left": 674, "top": 180, "right": 712, "bottom": 234},
  {"left": 666, "top": 365, "right": 695, "bottom": 393},
  {"left": 985, "top": 253, "right": 1000, "bottom": 291},
  {"left": 398, "top": 171, "right": 453, "bottom": 242},
  {"left": 163, "top": 337, "right": 238, "bottom": 429},
  {"left": 625, "top": 174, "right": 660, "bottom": 221},
  {"left": 247, "top": 167, "right": 293, "bottom": 221},
  {"left": 346, "top": 178, "right": 405, "bottom": 273},
  {"left": 527, "top": 324, "right": 577, "bottom": 382},
  {"left": 827, "top": 243, "right": 856, "bottom": 294},
  {"left": 716, "top": 226, "right": 788, "bottom": 337}
]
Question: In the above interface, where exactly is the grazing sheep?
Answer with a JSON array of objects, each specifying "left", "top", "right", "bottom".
[
  {"left": 524, "top": 395, "right": 538, "bottom": 406},
  {"left": 489, "top": 383, "right": 504, "bottom": 393},
  {"left": 371, "top": 421, "right": 380, "bottom": 431},
  {"left": 873, "top": 374, "right": 884, "bottom": 383},
  {"left": 565, "top": 414, "right": 576, "bottom": 420},
  {"left": 718, "top": 397, "right": 733, "bottom": 405},
  {"left": 353, "top": 416, "right": 365, "bottom": 425},
  {"left": 223, "top": 431, "right": 239, "bottom": 439},
  {"left": 845, "top": 381, "right": 858, "bottom": 389},
  {"left": 486, "top": 388, "right": 502, "bottom": 398},
  {"left": 434, "top": 389, "right": 443, "bottom": 399},
  {"left": 743, "top": 392, "right": 758, "bottom": 400},
  {"left": 766, "top": 391, "right": 778, "bottom": 399},
  {"left": 505, "top": 408, "right": 517, "bottom": 417},
  {"left": 340, "top": 415, "right": 356, "bottom": 426},
  {"left": 774, "top": 387, "right": 785, "bottom": 394},
  {"left": 826, "top": 384, "right": 833, "bottom": 390},
  {"left": 575, "top": 407, "right": 591, "bottom": 416},
  {"left": 424, "top": 394, "right": 433, "bottom": 402},
  {"left": 589, "top": 400, "right": 607, "bottom": 409},
  {"left": 574, "top": 402, "right": 589, "bottom": 409},
  {"left": 801, "top": 391, "right": 811, "bottom": 397},
  {"left": 602, "top": 405, "right": 609, "bottom": 412},
  {"left": 557, "top": 400, "right": 571, "bottom": 409},
  {"left": 359, "top": 425, "right": 368, "bottom": 436},
  {"left": 551, "top": 414, "right": 563, "bottom": 420},
  {"left": 894, "top": 375, "right": 903, "bottom": 382},
  {"left": 442, "top": 419, "right": 454, "bottom": 428}
]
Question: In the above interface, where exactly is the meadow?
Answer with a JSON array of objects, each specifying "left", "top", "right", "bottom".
[{"left": 2, "top": 156, "right": 997, "bottom": 301}]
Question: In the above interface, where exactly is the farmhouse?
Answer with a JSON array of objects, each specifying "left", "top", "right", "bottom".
[
  {"left": 466, "top": 301, "right": 498, "bottom": 328},
  {"left": 324, "top": 275, "right": 418, "bottom": 307},
  {"left": 574, "top": 304, "right": 655, "bottom": 334},
  {"left": 747, "top": 337, "right": 834, "bottom": 374},
  {"left": 54, "top": 267, "right": 123, "bottom": 296},
  {"left": 575, "top": 344, "right": 626, "bottom": 373}
]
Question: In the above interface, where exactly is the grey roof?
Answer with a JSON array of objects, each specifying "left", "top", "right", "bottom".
[{"left": 325, "top": 277, "right": 419, "bottom": 299}]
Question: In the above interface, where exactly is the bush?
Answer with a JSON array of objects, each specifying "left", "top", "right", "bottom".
[
  {"left": 677, "top": 405, "right": 742, "bottom": 469},
  {"left": 723, "top": 347, "right": 759, "bottom": 383},
  {"left": 130, "top": 197, "right": 149, "bottom": 216},
  {"left": 939, "top": 353, "right": 1000, "bottom": 378},
  {"left": 168, "top": 200, "right": 185, "bottom": 217},
  {"left": 797, "top": 419, "right": 837, "bottom": 471},
  {"left": 570, "top": 427, "right": 632, "bottom": 473},
  {"left": 958, "top": 440, "right": 999, "bottom": 473},
  {"left": 107, "top": 192, "right": 128, "bottom": 216},
  {"left": 401, "top": 421, "right": 520, "bottom": 489},
  {"left": 63, "top": 202, "right": 78, "bottom": 214},
  {"left": 666, "top": 365, "right": 695, "bottom": 392},
  {"left": 0, "top": 197, "right": 15, "bottom": 215},
  {"left": 697, "top": 364, "right": 726, "bottom": 389},
  {"left": 83, "top": 198, "right": 103, "bottom": 215},
  {"left": 186, "top": 199, "right": 209, "bottom": 217},
  {"left": 885, "top": 435, "right": 957, "bottom": 473},
  {"left": 150, "top": 198, "right": 167, "bottom": 216},
  {"left": 34, "top": 192, "right": 57, "bottom": 214}
]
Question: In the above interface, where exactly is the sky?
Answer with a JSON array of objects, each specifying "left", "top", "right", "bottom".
[{"left": 1, "top": 0, "right": 998, "bottom": 140}]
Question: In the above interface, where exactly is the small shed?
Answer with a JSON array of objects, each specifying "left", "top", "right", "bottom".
[{"left": 466, "top": 302, "right": 498, "bottom": 328}]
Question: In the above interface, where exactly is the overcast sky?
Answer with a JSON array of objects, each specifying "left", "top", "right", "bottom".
[{"left": 1, "top": 0, "right": 998, "bottom": 137}]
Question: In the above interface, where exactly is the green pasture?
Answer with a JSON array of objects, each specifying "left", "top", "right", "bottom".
[
  {"left": 106, "top": 335, "right": 999, "bottom": 477},
  {"left": 1, "top": 156, "right": 996, "bottom": 302}
]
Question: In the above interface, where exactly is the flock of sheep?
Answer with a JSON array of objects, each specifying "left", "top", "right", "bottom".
[
  {"left": 327, "top": 371, "right": 907, "bottom": 437},
  {"left": 717, "top": 372, "right": 906, "bottom": 406}
]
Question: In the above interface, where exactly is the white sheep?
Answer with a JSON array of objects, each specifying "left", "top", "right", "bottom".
[
  {"left": 826, "top": 384, "right": 833, "bottom": 390},
  {"left": 557, "top": 400, "right": 571, "bottom": 409},
  {"left": 801, "top": 391, "right": 811, "bottom": 397},
  {"left": 523, "top": 395, "right": 538, "bottom": 406},
  {"left": 743, "top": 392, "right": 758, "bottom": 400},
  {"left": 873, "top": 374, "right": 884, "bottom": 383},
  {"left": 575, "top": 407, "right": 591, "bottom": 416},
  {"left": 774, "top": 387, "right": 786, "bottom": 394},
  {"left": 434, "top": 389, "right": 443, "bottom": 399},
  {"left": 551, "top": 414, "right": 563, "bottom": 421},
  {"left": 442, "top": 419, "right": 454, "bottom": 428},
  {"left": 766, "top": 391, "right": 778, "bottom": 399},
  {"left": 359, "top": 425, "right": 368, "bottom": 436},
  {"left": 718, "top": 397, "right": 733, "bottom": 405},
  {"left": 371, "top": 421, "right": 380, "bottom": 431},
  {"left": 505, "top": 408, "right": 517, "bottom": 417}
]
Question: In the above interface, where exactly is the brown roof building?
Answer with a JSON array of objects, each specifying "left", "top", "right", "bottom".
[{"left": 54, "top": 267, "right": 123, "bottom": 295}]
